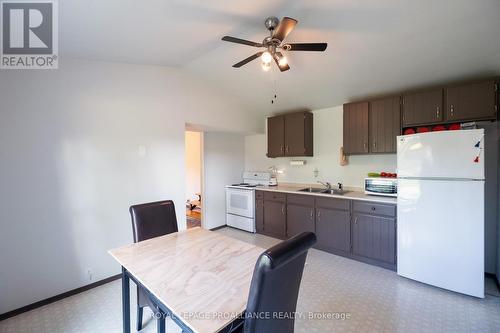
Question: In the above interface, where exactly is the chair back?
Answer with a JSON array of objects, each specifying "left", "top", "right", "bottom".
[
  {"left": 129, "top": 200, "right": 178, "bottom": 243},
  {"left": 243, "top": 232, "right": 317, "bottom": 333}
]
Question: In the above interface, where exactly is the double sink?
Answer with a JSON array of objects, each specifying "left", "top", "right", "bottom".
[{"left": 298, "top": 187, "right": 349, "bottom": 195}]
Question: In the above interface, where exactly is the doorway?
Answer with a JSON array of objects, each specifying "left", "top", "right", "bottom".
[{"left": 185, "top": 130, "right": 202, "bottom": 229}]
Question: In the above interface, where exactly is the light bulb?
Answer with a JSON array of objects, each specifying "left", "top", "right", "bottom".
[
  {"left": 278, "top": 56, "right": 288, "bottom": 67},
  {"left": 261, "top": 61, "right": 271, "bottom": 71},
  {"left": 261, "top": 51, "right": 273, "bottom": 64}
]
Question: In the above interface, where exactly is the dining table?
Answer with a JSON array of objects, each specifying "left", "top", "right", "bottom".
[{"left": 108, "top": 227, "right": 265, "bottom": 333}]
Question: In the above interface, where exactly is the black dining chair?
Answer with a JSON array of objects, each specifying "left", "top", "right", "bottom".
[
  {"left": 231, "top": 232, "right": 317, "bottom": 333},
  {"left": 129, "top": 200, "right": 179, "bottom": 331}
]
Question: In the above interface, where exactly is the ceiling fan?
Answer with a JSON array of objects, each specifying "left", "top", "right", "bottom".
[{"left": 221, "top": 16, "right": 327, "bottom": 72}]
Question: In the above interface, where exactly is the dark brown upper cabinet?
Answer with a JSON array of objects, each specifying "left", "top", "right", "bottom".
[
  {"left": 369, "top": 96, "right": 401, "bottom": 154},
  {"left": 445, "top": 80, "right": 498, "bottom": 122},
  {"left": 267, "top": 115, "right": 285, "bottom": 157},
  {"left": 402, "top": 88, "right": 443, "bottom": 126},
  {"left": 267, "top": 111, "right": 313, "bottom": 158},
  {"left": 343, "top": 102, "right": 369, "bottom": 155}
]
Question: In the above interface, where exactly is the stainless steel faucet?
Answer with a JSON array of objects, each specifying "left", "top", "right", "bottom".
[{"left": 317, "top": 181, "right": 332, "bottom": 190}]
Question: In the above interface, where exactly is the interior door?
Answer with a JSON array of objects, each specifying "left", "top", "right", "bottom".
[
  {"left": 343, "top": 102, "right": 369, "bottom": 154},
  {"left": 402, "top": 89, "right": 443, "bottom": 126},
  {"left": 370, "top": 96, "right": 401, "bottom": 153},
  {"left": 445, "top": 80, "right": 497, "bottom": 121},
  {"left": 267, "top": 115, "right": 285, "bottom": 157}
]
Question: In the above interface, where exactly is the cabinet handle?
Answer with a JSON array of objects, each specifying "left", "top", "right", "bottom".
[
  {"left": 364, "top": 142, "right": 367, "bottom": 150},
  {"left": 317, "top": 210, "right": 321, "bottom": 219},
  {"left": 354, "top": 217, "right": 358, "bottom": 225},
  {"left": 450, "top": 104, "right": 454, "bottom": 117},
  {"left": 373, "top": 142, "right": 377, "bottom": 149},
  {"left": 286, "top": 146, "right": 289, "bottom": 153},
  {"left": 310, "top": 209, "right": 314, "bottom": 220},
  {"left": 282, "top": 205, "right": 285, "bottom": 215},
  {"left": 280, "top": 145, "right": 284, "bottom": 154},
  {"left": 436, "top": 106, "right": 440, "bottom": 118}
]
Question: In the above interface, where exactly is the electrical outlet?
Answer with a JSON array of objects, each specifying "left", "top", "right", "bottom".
[{"left": 313, "top": 168, "right": 319, "bottom": 178}]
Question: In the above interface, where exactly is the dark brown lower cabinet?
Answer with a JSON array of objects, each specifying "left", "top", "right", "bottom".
[
  {"left": 254, "top": 191, "right": 397, "bottom": 270},
  {"left": 255, "top": 199, "right": 264, "bottom": 233},
  {"left": 315, "top": 208, "right": 351, "bottom": 256},
  {"left": 262, "top": 200, "right": 286, "bottom": 239},
  {"left": 352, "top": 213, "right": 396, "bottom": 267},
  {"left": 286, "top": 195, "right": 315, "bottom": 237}
]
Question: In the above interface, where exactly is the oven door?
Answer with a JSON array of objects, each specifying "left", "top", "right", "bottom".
[{"left": 226, "top": 188, "right": 254, "bottom": 218}]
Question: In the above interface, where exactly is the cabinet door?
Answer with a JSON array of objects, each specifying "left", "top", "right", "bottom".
[
  {"left": 315, "top": 208, "right": 351, "bottom": 255},
  {"left": 445, "top": 80, "right": 497, "bottom": 122},
  {"left": 343, "top": 102, "right": 369, "bottom": 154},
  {"left": 267, "top": 115, "right": 285, "bottom": 157},
  {"left": 255, "top": 199, "right": 264, "bottom": 234},
  {"left": 284, "top": 112, "right": 313, "bottom": 156},
  {"left": 402, "top": 89, "right": 443, "bottom": 126},
  {"left": 287, "top": 204, "right": 315, "bottom": 238},
  {"left": 284, "top": 112, "right": 305, "bottom": 156},
  {"left": 352, "top": 214, "right": 396, "bottom": 264},
  {"left": 263, "top": 200, "right": 286, "bottom": 239},
  {"left": 369, "top": 96, "right": 401, "bottom": 153}
]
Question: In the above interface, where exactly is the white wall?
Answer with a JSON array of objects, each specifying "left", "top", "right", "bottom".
[
  {"left": 203, "top": 132, "right": 245, "bottom": 230},
  {"left": 185, "top": 131, "right": 202, "bottom": 202},
  {"left": 245, "top": 106, "right": 397, "bottom": 188},
  {"left": 0, "top": 59, "right": 259, "bottom": 314}
]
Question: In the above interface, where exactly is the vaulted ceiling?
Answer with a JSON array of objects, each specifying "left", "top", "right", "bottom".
[{"left": 61, "top": 0, "right": 500, "bottom": 114}]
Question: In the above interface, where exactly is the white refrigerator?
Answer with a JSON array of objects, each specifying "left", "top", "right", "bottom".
[{"left": 397, "top": 129, "right": 485, "bottom": 298}]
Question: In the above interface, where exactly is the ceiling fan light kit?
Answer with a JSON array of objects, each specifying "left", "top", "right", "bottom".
[{"left": 221, "top": 16, "right": 327, "bottom": 72}]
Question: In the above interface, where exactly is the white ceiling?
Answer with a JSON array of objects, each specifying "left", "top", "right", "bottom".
[{"left": 61, "top": 0, "right": 500, "bottom": 114}]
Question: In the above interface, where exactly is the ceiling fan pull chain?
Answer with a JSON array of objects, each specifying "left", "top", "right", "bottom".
[{"left": 271, "top": 67, "right": 278, "bottom": 104}]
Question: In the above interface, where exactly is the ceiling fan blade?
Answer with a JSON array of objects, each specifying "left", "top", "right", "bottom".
[
  {"left": 274, "top": 52, "right": 290, "bottom": 72},
  {"left": 285, "top": 43, "right": 328, "bottom": 51},
  {"left": 222, "top": 36, "right": 263, "bottom": 47},
  {"left": 233, "top": 52, "right": 264, "bottom": 68},
  {"left": 273, "top": 17, "right": 298, "bottom": 41}
]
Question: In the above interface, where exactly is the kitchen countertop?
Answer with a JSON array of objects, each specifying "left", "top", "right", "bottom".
[{"left": 254, "top": 183, "right": 397, "bottom": 204}]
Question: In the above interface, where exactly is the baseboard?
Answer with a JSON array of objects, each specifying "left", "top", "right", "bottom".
[
  {"left": 209, "top": 225, "right": 227, "bottom": 231},
  {"left": 486, "top": 272, "right": 500, "bottom": 291},
  {"left": 0, "top": 274, "right": 121, "bottom": 322}
]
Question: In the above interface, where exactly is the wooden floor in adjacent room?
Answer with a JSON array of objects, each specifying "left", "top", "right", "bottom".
[{"left": 186, "top": 208, "right": 201, "bottom": 229}]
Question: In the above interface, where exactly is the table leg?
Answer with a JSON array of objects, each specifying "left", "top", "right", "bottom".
[
  {"left": 157, "top": 315, "right": 165, "bottom": 333},
  {"left": 122, "top": 267, "right": 131, "bottom": 333}
]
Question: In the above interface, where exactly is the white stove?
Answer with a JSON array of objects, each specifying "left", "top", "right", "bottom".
[{"left": 226, "top": 172, "right": 275, "bottom": 232}]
